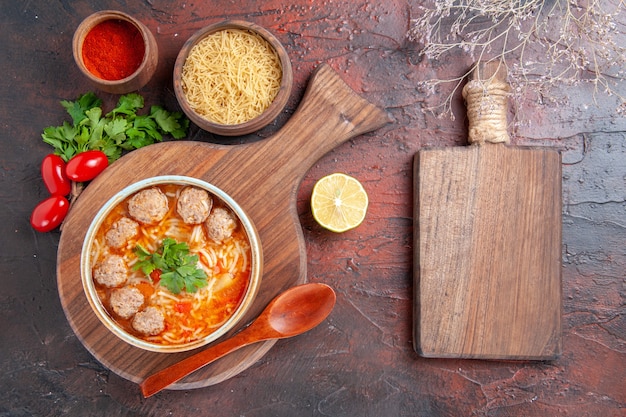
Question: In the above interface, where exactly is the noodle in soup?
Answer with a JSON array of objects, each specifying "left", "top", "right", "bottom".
[{"left": 90, "top": 183, "right": 251, "bottom": 346}]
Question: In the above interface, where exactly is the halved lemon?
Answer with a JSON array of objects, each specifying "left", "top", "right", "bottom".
[{"left": 311, "top": 173, "right": 368, "bottom": 233}]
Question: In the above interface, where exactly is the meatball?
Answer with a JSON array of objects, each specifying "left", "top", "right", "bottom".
[
  {"left": 109, "top": 286, "right": 144, "bottom": 319},
  {"left": 176, "top": 187, "right": 213, "bottom": 224},
  {"left": 105, "top": 217, "right": 139, "bottom": 248},
  {"left": 93, "top": 255, "right": 128, "bottom": 287},
  {"left": 127, "top": 187, "right": 169, "bottom": 224},
  {"left": 132, "top": 306, "right": 165, "bottom": 336},
  {"left": 204, "top": 207, "right": 237, "bottom": 242}
]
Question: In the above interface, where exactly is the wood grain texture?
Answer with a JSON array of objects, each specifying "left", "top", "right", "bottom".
[
  {"left": 56, "top": 63, "right": 390, "bottom": 388},
  {"left": 4, "top": 2, "right": 625, "bottom": 415},
  {"left": 140, "top": 283, "right": 336, "bottom": 397},
  {"left": 414, "top": 144, "right": 562, "bottom": 359}
]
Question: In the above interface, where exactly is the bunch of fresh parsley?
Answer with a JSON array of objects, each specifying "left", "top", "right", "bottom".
[
  {"left": 42, "top": 92, "right": 189, "bottom": 162},
  {"left": 134, "top": 238, "right": 208, "bottom": 294}
]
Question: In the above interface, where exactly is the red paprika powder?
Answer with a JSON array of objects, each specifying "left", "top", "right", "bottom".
[{"left": 82, "top": 19, "right": 145, "bottom": 81}]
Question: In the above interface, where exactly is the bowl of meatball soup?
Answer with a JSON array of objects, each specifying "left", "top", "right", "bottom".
[{"left": 81, "top": 176, "right": 262, "bottom": 353}]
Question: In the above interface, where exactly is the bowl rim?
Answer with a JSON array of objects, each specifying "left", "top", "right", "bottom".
[
  {"left": 173, "top": 19, "right": 293, "bottom": 136},
  {"left": 72, "top": 10, "right": 156, "bottom": 86},
  {"left": 80, "top": 175, "right": 263, "bottom": 353}
]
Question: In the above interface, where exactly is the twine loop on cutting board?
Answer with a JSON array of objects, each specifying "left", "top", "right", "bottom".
[{"left": 462, "top": 75, "right": 511, "bottom": 145}]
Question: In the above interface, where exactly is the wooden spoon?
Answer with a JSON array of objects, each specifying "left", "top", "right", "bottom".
[{"left": 140, "top": 282, "right": 336, "bottom": 397}]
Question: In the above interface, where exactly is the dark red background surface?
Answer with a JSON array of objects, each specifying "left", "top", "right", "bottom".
[{"left": 1, "top": 1, "right": 624, "bottom": 416}]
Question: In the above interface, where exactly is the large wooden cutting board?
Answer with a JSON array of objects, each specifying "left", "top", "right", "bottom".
[
  {"left": 57, "top": 64, "right": 390, "bottom": 389},
  {"left": 413, "top": 62, "right": 562, "bottom": 360}
]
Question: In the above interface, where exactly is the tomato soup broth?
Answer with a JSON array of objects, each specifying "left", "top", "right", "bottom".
[{"left": 90, "top": 183, "right": 252, "bottom": 345}]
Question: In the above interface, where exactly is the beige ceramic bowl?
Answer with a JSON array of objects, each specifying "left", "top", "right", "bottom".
[
  {"left": 80, "top": 176, "right": 263, "bottom": 353},
  {"left": 73, "top": 10, "right": 158, "bottom": 94},
  {"left": 173, "top": 20, "right": 293, "bottom": 136}
]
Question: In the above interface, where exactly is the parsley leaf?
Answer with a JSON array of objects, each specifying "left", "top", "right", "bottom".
[
  {"left": 60, "top": 92, "right": 101, "bottom": 125},
  {"left": 133, "top": 238, "right": 208, "bottom": 294},
  {"left": 104, "top": 118, "right": 129, "bottom": 143},
  {"left": 42, "top": 92, "right": 189, "bottom": 163},
  {"left": 151, "top": 106, "right": 189, "bottom": 139},
  {"left": 42, "top": 122, "right": 79, "bottom": 160},
  {"left": 107, "top": 93, "right": 144, "bottom": 117}
]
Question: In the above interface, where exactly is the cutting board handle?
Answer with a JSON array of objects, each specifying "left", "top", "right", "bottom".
[
  {"left": 253, "top": 63, "right": 392, "bottom": 177},
  {"left": 462, "top": 61, "right": 511, "bottom": 145}
]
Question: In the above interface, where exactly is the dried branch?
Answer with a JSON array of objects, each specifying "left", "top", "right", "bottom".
[{"left": 407, "top": 0, "right": 626, "bottom": 118}]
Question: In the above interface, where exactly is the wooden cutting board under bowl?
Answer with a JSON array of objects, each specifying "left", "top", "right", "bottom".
[
  {"left": 413, "top": 62, "right": 562, "bottom": 360},
  {"left": 56, "top": 63, "right": 391, "bottom": 389}
]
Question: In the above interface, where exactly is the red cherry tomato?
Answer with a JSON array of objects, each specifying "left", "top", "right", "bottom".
[
  {"left": 65, "top": 150, "right": 109, "bottom": 182},
  {"left": 30, "top": 195, "right": 69, "bottom": 232},
  {"left": 41, "top": 154, "right": 71, "bottom": 196}
]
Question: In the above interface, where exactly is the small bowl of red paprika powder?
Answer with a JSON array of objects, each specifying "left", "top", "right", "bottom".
[{"left": 73, "top": 10, "right": 158, "bottom": 94}]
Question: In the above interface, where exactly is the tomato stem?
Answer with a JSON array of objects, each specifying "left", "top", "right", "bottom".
[{"left": 59, "top": 181, "right": 84, "bottom": 231}]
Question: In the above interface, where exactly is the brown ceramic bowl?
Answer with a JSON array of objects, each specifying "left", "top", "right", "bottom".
[
  {"left": 73, "top": 10, "right": 158, "bottom": 94},
  {"left": 80, "top": 175, "right": 263, "bottom": 353},
  {"left": 173, "top": 20, "right": 293, "bottom": 136}
]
